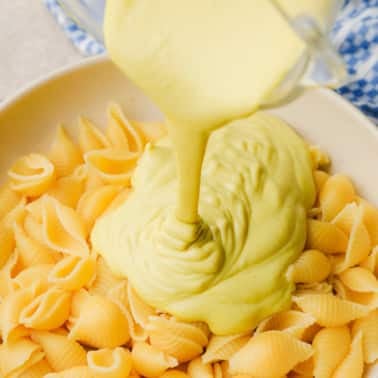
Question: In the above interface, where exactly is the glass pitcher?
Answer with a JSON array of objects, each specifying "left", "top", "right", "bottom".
[{"left": 58, "top": 0, "right": 347, "bottom": 107}]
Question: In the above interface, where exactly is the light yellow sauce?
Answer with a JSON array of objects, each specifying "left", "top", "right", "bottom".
[
  {"left": 93, "top": 113, "right": 315, "bottom": 334},
  {"left": 92, "top": 0, "right": 324, "bottom": 334}
]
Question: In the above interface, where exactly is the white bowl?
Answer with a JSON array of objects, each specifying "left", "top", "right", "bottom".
[
  {"left": 0, "top": 56, "right": 377, "bottom": 377},
  {"left": 0, "top": 56, "right": 377, "bottom": 206}
]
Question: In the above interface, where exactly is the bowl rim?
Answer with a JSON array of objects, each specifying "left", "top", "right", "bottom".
[{"left": 0, "top": 54, "right": 377, "bottom": 142}]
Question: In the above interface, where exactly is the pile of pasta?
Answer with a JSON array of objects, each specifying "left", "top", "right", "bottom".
[{"left": 0, "top": 104, "right": 377, "bottom": 378}]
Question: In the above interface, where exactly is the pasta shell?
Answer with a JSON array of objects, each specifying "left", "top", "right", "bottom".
[
  {"left": 131, "top": 120, "right": 166, "bottom": 143},
  {"left": 292, "top": 358, "right": 314, "bottom": 377},
  {"left": 228, "top": 331, "right": 313, "bottom": 377},
  {"left": 23, "top": 214, "right": 44, "bottom": 246},
  {"left": 0, "top": 223, "right": 16, "bottom": 269},
  {"left": 339, "top": 267, "right": 378, "bottom": 293},
  {"left": 147, "top": 315, "right": 209, "bottom": 363},
  {"left": 49, "top": 126, "right": 83, "bottom": 178},
  {"left": 19, "top": 287, "right": 71, "bottom": 330},
  {"left": 68, "top": 289, "right": 130, "bottom": 348},
  {"left": 48, "top": 165, "right": 87, "bottom": 208},
  {"left": 201, "top": 333, "right": 250, "bottom": 364},
  {"left": 0, "top": 185, "right": 21, "bottom": 222},
  {"left": 360, "top": 199, "right": 378, "bottom": 246},
  {"left": 107, "top": 281, "right": 148, "bottom": 342},
  {"left": 220, "top": 361, "right": 232, "bottom": 378},
  {"left": 333, "top": 332, "right": 364, "bottom": 378},
  {"left": 18, "top": 358, "right": 52, "bottom": 378},
  {"left": 48, "top": 255, "right": 96, "bottom": 291},
  {"left": 293, "top": 294, "right": 370, "bottom": 327},
  {"left": 313, "top": 170, "right": 329, "bottom": 197},
  {"left": 360, "top": 247, "right": 378, "bottom": 275},
  {"left": 44, "top": 366, "right": 92, "bottom": 378},
  {"left": 160, "top": 371, "right": 189, "bottom": 378},
  {"left": 255, "top": 310, "right": 316, "bottom": 339},
  {"left": 77, "top": 185, "right": 121, "bottom": 230},
  {"left": 0, "top": 198, "right": 27, "bottom": 269},
  {"left": 286, "top": 250, "right": 331, "bottom": 283},
  {"left": 0, "top": 338, "right": 44, "bottom": 378},
  {"left": 87, "top": 347, "right": 133, "bottom": 378},
  {"left": 306, "top": 219, "right": 348, "bottom": 254},
  {"left": 351, "top": 310, "right": 378, "bottom": 364},
  {"left": 334, "top": 209, "right": 371, "bottom": 273},
  {"left": 107, "top": 103, "right": 144, "bottom": 153},
  {"left": 331, "top": 202, "right": 359, "bottom": 235},
  {"left": 128, "top": 283, "right": 155, "bottom": 328},
  {"left": 312, "top": 326, "right": 351, "bottom": 378},
  {"left": 187, "top": 357, "right": 214, "bottom": 378},
  {"left": 132, "top": 342, "right": 178, "bottom": 378},
  {"left": 85, "top": 148, "right": 139, "bottom": 186},
  {"left": 13, "top": 218, "right": 57, "bottom": 268},
  {"left": 0, "top": 286, "right": 40, "bottom": 343},
  {"left": 8, "top": 153, "right": 56, "bottom": 197},
  {"left": 294, "top": 282, "right": 333, "bottom": 296},
  {"left": 88, "top": 256, "right": 122, "bottom": 296},
  {"left": 14, "top": 263, "right": 54, "bottom": 291},
  {"left": 31, "top": 330, "right": 87, "bottom": 371},
  {"left": 103, "top": 188, "right": 132, "bottom": 215},
  {"left": 0, "top": 250, "right": 22, "bottom": 299},
  {"left": 79, "top": 116, "right": 110, "bottom": 153},
  {"left": 309, "top": 146, "right": 330, "bottom": 171},
  {"left": 42, "top": 196, "right": 89, "bottom": 257},
  {"left": 319, "top": 175, "right": 355, "bottom": 222}
]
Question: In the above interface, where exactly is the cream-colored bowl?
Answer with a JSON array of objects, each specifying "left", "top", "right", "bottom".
[
  {"left": 0, "top": 56, "right": 377, "bottom": 206},
  {"left": 0, "top": 56, "right": 377, "bottom": 377}
]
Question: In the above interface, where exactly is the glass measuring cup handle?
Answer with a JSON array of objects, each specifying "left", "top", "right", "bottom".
[{"left": 262, "top": 11, "right": 348, "bottom": 108}]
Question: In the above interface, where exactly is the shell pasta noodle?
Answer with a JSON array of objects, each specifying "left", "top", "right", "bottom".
[{"left": 0, "top": 104, "right": 377, "bottom": 377}]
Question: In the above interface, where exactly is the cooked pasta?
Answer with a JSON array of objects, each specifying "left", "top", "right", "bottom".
[
  {"left": 293, "top": 294, "right": 370, "bottom": 327},
  {"left": 286, "top": 249, "right": 331, "bottom": 283},
  {"left": 31, "top": 330, "right": 86, "bottom": 371},
  {"left": 44, "top": 366, "right": 92, "bottom": 378},
  {"left": 19, "top": 287, "right": 71, "bottom": 330},
  {"left": 333, "top": 207, "right": 372, "bottom": 273},
  {"left": 229, "top": 331, "right": 313, "bottom": 376},
  {"left": 352, "top": 310, "right": 378, "bottom": 364},
  {"left": 48, "top": 255, "right": 96, "bottom": 291},
  {"left": 0, "top": 104, "right": 377, "bottom": 377},
  {"left": 339, "top": 267, "right": 378, "bottom": 293},
  {"left": 106, "top": 103, "right": 144, "bottom": 153},
  {"left": 0, "top": 338, "right": 45, "bottom": 377},
  {"left": 319, "top": 174, "right": 355, "bottom": 222},
  {"left": 255, "top": 310, "right": 315, "bottom": 339},
  {"left": 88, "top": 256, "right": 123, "bottom": 296},
  {"left": 79, "top": 116, "right": 110, "bottom": 153},
  {"left": 333, "top": 332, "right": 364, "bottom": 378},
  {"left": 147, "top": 315, "right": 209, "bottom": 363},
  {"left": 87, "top": 347, "right": 133, "bottom": 378},
  {"left": 312, "top": 326, "right": 351, "bottom": 378},
  {"left": 8, "top": 153, "right": 56, "bottom": 197},
  {"left": 77, "top": 185, "right": 121, "bottom": 230},
  {"left": 306, "top": 219, "right": 348, "bottom": 253},
  {"left": 68, "top": 289, "right": 130, "bottom": 348},
  {"left": 49, "top": 126, "right": 83, "bottom": 178},
  {"left": 132, "top": 342, "right": 178, "bottom": 378},
  {"left": 48, "top": 164, "right": 87, "bottom": 208},
  {"left": 201, "top": 333, "right": 250, "bottom": 364},
  {"left": 42, "top": 195, "right": 89, "bottom": 257}
]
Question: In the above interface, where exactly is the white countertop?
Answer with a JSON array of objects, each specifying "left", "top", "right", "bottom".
[{"left": 0, "top": 1, "right": 83, "bottom": 102}]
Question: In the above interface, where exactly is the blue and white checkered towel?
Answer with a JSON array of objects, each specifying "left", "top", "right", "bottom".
[{"left": 44, "top": 0, "right": 378, "bottom": 123}]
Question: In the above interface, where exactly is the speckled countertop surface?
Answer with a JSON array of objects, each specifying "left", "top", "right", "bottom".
[{"left": 0, "top": 1, "right": 82, "bottom": 102}]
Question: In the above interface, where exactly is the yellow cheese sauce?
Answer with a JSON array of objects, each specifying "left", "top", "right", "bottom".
[
  {"left": 91, "top": 0, "right": 325, "bottom": 334},
  {"left": 92, "top": 113, "right": 315, "bottom": 334}
]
